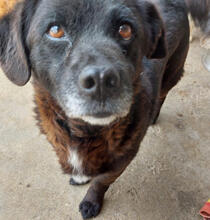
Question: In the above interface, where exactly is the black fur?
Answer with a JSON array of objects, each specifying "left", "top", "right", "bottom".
[{"left": 79, "top": 201, "right": 101, "bottom": 219}]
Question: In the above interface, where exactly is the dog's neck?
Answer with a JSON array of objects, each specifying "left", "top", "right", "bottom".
[
  {"left": 32, "top": 77, "right": 151, "bottom": 175},
  {"left": 32, "top": 79, "right": 130, "bottom": 140}
]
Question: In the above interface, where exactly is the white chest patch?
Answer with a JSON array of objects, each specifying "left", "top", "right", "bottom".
[
  {"left": 68, "top": 149, "right": 82, "bottom": 173},
  {"left": 68, "top": 149, "right": 91, "bottom": 184}
]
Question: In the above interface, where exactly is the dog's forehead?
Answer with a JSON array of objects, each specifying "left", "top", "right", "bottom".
[
  {"left": 36, "top": 0, "right": 132, "bottom": 22},
  {"left": 39, "top": 0, "right": 117, "bottom": 14},
  {"left": 29, "top": 0, "right": 137, "bottom": 40}
]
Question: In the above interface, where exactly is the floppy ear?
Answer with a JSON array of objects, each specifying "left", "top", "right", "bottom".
[
  {"left": 0, "top": 3, "right": 31, "bottom": 86},
  {"left": 143, "top": 2, "right": 167, "bottom": 59}
]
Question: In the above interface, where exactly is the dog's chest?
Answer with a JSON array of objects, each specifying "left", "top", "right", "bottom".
[
  {"left": 68, "top": 136, "right": 111, "bottom": 176},
  {"left": 68, "top": 149, "right": 82, "bottom": 173},
  {"left": 68, "top": 149, "right": 91, "bottom": 184},
  {"left": 33, "top": 82, "right": 131, "bottom": 176}
]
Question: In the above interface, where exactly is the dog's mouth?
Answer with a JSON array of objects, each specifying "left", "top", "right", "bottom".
[
  {"left": 90, "top": 111, "right": 113, "bottom": 118},
  {"left": 79, "top": 114, "right": 120, "bottom": 126},
  {"left": 59, "top": 97, "right": 131, "bottom": 126},
  {"left": 58, "top": 77, "right": 133, "bottom": 126},
  {"left": 69, "top": 100, "right": 131, "bottom": 125}
]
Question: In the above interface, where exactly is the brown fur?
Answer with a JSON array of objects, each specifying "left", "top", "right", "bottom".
[
  {"left": 33, "top": 77, "right": 152, "bottom": 178},
  {"left": 0, "top": 0, "right": 22, "bottom": 18}
]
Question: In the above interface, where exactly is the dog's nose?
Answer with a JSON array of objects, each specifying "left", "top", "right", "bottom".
[{"left": 78, "top": 67, "right": 120, "bottom": 99}]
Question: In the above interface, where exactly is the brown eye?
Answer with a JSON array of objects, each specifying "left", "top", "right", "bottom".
[
  {"left": 119, "top": 24, "right": 132, "bottom": 40},
  {"left": 48, "top": 25, "right": 65, "bottom": 38}
]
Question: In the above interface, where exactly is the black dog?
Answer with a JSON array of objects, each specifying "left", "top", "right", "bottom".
[{"left": 0, "top": 0, "right": 206, "bottom": 219}]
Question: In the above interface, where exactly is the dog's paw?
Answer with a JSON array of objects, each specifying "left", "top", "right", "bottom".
[
  {"left": 79, "top": 200, "right": 101, "bottom": 219},
  {"left": 69, "top": 178, "right": 80, "bottom": 185}
]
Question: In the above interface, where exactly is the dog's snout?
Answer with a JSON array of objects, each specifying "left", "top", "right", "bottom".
[{"left": 78, "top": 67, "right": 120, "bottom": 99}]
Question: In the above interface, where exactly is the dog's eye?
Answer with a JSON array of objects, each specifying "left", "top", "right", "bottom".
[
  {"left": 48, "top": 25, "right": 65, "bottom": 39},
  {"left": 119, "top": 24, "right": 132, "bottom": 41}
]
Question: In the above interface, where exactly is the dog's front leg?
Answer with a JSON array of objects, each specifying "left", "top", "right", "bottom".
[{"left": 79, "top": 168, "right": 126, "bottom": 219}]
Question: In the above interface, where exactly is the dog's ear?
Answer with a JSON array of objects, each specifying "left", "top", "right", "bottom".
[
  {"left": 141, "top": 2, "right": 167, "bottom": 59},
  {"left": 0, "top": 3, "right": 31, "bottom": 86}
]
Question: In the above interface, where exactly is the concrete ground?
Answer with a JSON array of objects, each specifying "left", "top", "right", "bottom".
[{"left": 0, "top": 40, "right": 210, "bottom": 220}]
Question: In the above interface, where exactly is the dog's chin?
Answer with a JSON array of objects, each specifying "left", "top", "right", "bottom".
[
  {"left": 68, "top": 111, "right": 129, "bottom": 126},
  {"left": 79, "top": 115, "right": 118, "bottom": 126}
]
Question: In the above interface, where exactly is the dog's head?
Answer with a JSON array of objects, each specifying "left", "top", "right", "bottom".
[{"left": 0, "top": 0, "right": 166, "bottom": 125}]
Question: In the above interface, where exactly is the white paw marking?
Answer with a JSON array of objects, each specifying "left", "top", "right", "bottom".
[{"left": 71, "top": 175, "right": 91, "bottom": 184}]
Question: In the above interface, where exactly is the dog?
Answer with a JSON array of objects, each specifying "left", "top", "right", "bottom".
[{"left": 0, "top": 0, "right": 207, "bottom": 219}]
